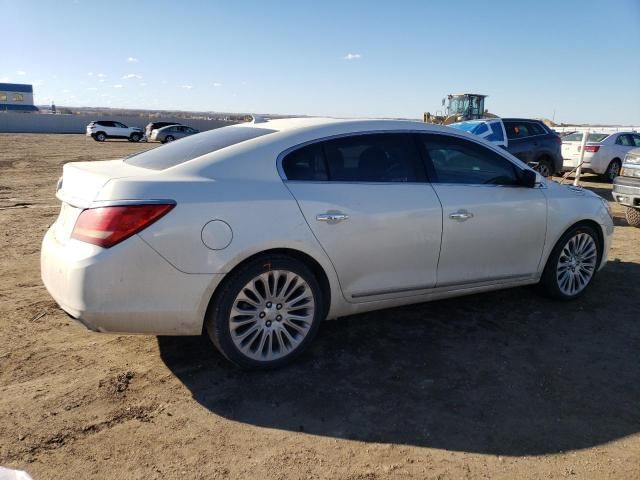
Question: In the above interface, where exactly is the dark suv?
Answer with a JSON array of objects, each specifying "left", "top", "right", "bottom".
[{"left": 502, "top": 118, "right": 563, "bottom": 177}]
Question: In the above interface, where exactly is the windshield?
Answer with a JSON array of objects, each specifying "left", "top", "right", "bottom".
[
  {"left": 562, "top": 132, "right": 609, "bottom": 143},
  {"left": 125, "top": 126, "right": 275, "bottom": 170}
]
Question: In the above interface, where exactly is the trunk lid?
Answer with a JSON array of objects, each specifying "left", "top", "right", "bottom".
[{"left": 54, "top": 159, "right": 152, "bottom": 242}]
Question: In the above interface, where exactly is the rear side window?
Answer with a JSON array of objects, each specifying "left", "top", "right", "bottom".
[
  {"left": 616, "top": 134, "right": 634, "bottom": 146},
  {"left": 282, "top": 144, "right": 328, "bottom": 181},
  {"left": 324, "top": 134, "right": 419, "bottom": 182},
  {"left": 419, "top": 134, "right": 519, "bottom": 185},
  {"left": 125, "top": 126, "right": 275, "bottom": 170},
  {"left": 282, "top": 133, "right": 420, "bottom": 182}
]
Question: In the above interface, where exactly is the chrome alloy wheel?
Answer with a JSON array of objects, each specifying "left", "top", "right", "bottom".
[
  {"left": 229, "top": 270, "right": 315, "bottom": 361},
  {"left": 556, "top": 232, "right": 598, "bottom": 296}
]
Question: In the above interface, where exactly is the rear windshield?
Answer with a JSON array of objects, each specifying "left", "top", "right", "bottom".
[
  {"left": 562, "top": 132, "right": 609, "bottom": 143},
  {"left": 125, "top": 126, "right": 275, "bottom": 170}
]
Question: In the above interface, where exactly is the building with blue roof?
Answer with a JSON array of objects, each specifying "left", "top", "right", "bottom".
[{"left": 0, "top": 83, "right": 39, "bottom": 112}]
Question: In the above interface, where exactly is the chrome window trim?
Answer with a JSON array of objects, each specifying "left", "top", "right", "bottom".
[{"left": 276, "top": 129, "right": 535, "bottom": 186}]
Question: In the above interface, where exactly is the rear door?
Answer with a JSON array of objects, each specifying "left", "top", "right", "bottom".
[
  {"left": 283, "top": 133, "right": 443, "bottom": 301},
  {"left": 418, "top": 133, "right": 547, "bottom": 287}
]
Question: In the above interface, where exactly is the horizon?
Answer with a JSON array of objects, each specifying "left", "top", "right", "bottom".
[{"left": 2, "top": 0, "right": 639, "bottom": 124}]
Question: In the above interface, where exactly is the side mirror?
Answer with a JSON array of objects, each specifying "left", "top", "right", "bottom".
[{"left": 518, "top": 169, "right": 537, "bottom": 188}]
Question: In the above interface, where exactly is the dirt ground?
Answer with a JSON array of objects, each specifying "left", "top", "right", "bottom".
[{"left": 1, "top": 134, "right": 639, "bottom": 480}]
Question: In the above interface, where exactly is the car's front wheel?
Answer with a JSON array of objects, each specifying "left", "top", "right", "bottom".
[
  {"left": 129, "top": 132, "right": 141, "bottom": 142},
  {"left": 94, "top": 132, "right": 106, "bottom": 142},
  {"left": 540, "top": 224, "right": 601, "bottom": 300},
  {"left": 205, "top": 254, "right": 324, "bottom": 369}
]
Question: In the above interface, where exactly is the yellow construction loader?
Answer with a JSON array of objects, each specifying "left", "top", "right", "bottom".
[{"left": 423, "top": 93, "right": 497, "bottom": 124}]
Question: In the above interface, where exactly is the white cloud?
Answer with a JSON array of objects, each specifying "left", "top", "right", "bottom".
[
  {"left": 16, "top": 70, "right": 27, "bottom": 75},
  {"left": 127, "top": 57, "right": 139, "bottom": 63},
  {"left": 87, "top": 72, "right": 93, "bottom": 76},
  {"left": 97, "top": 73, "right": 106, "bottom": 78},
  {"left": 33, "top": 79, "right": 44, "bottom": 87},
  {"left": 112, "top": 84, "right": 123, "bottom": 88},
  {"left": 139, "top": 82, "right": 147, "bottom": 87},
  {"left": 98, "top": 78, "right": 106, "bottom": 83},
  {"left": 122, "top": 73, "right": 142, "bottom": 80},
  {"left": 181, "top": 84, "right": 193, "bottom": 89},
  {"left": 213, "top": 82, "right": 223, "bottom": 87},
  {"left": 87, "top": 87, "right": 98, "bottom": 91},
  {"left": 343, "top": 53, "right": 362, "bottom": 60},
  {"left": 61, "top": 89, "right": 70, "bottom": 93},
  {"left": 0, "top": 77, "right": 10, "bottom": 82}
]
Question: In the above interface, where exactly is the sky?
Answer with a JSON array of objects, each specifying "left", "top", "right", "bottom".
[{"left": 1, "top": 0, "right": 639, "bottom": 124}]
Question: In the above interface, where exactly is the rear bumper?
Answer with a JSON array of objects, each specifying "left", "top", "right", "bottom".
[
  {"left": 612, "top": 176, "right": 640, "bottom": 208},
  {"left": 41, "top": 227, "right": 224, "bottom": 335}
]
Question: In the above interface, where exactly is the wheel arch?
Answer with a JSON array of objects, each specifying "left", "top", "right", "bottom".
[
  {"left": 542, "top": 219, "right": 605, "bottom": 273},
  {"left": 201, "top": 247, "right": 333, "bottom": 334}
]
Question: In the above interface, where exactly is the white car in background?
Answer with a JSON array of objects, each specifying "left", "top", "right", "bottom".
[
  {"left": 561, "top": 131, "right": 640, "bottom": 182},
  {"left": 86, "top": 120, "right": 144, "bottom": 142},
  {"left": 42, "top": 118, "right": 613, "bottom": 369}
]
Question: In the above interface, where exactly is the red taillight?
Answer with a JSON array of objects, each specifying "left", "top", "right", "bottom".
[
  {"left": 71, "top": 204, "right": 175, "bottom": 248},
  {"left": 584, "top": 145, "right": 600, "bottom": 153}
]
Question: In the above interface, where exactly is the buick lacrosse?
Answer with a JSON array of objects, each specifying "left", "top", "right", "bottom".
[{"left": 42, "top": 118, "right": 614, "bottom": 368}]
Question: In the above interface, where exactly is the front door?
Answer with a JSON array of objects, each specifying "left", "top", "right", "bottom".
[
  {"left": 418, "top": 133, "right": 547, "bottom": 287},
  {"left": 283, "top": 133, "right": 443, "bottom": 301}
]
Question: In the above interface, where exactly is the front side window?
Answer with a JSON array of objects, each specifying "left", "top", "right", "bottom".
[
  {"left": 504, "top": 122, "right": 532, "bottom": 139},
  {"left": 12, "top": 93, "right": 24, "bottom": 102},
  {"left": 419, "top": 134, "right": 520, "bottom": 185},
  {"left": 632, "top": 135, "right": 640, "bottom": 147}
]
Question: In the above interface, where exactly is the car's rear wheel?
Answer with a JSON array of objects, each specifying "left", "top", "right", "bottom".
[
  {"left": 624, "top": 206, "right": 640, "bottom": 227},
  {"left": 130, "top": 132, "right": 141, "bottom": 142},
  {"left": 94, "top": 132, "right": 106, "bottom": 142},
  {"left": 164, "top": 135, "right": 175, "bottom": 143},
  {"left": 539, "top": 224, "right": 601, "bottom": 300},
  {"left": 603, "top": 159, "right": 621, "bottom": 183},
  {"left": 205, "top": 254, "right": 324, "bottom": 369},
  {"left": 534, "top": 157, "right": 553, "bottom": 177}
]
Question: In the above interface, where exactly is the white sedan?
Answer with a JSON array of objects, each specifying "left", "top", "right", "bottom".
[
  {"left": 42, "top": 118, "right": 614, "bottom": 368},
  {"left": 561, "top": 131, "right": 640, "bottom": 182}
]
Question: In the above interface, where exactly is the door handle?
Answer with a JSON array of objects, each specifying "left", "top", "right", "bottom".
[
  {"left": 316, "top": 212, "right": 349, "bottom": 223},
  {"left": 448, "top": 210, "right": 473, "bottom": 221}
]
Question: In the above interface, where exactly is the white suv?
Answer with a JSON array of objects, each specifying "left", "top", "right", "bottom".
[{"left": 86, "top": 121, "right": 144, "bottom": 142}]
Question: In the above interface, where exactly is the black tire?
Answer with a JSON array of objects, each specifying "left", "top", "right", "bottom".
[
  {"left": 130, "top": 132, "right": 141, "bottom": 142},
  {"left": 624, "top": 206, "right": 640, "bottom": 227},
  {"left": 539, "top": 224, "right": 601, "bottom": 300},
  {"left": 94, "top": 132, "right": 106, "bottom": 142},
  {"left": 534, "top": 157, "right": 553, "bottom": 178},
  {"left": 603, "top": 159, "right": 621, "bottom": 183},
  {"left": 165, "top": 135, "right": 175, "bottom": 143},
  {"left": 205, "top": 254, "right": 325, "bottom": 369}
]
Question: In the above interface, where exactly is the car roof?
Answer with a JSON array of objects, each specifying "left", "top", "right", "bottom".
[{"left": 501, "top": 118, "right": 545, "bottom": 123}]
